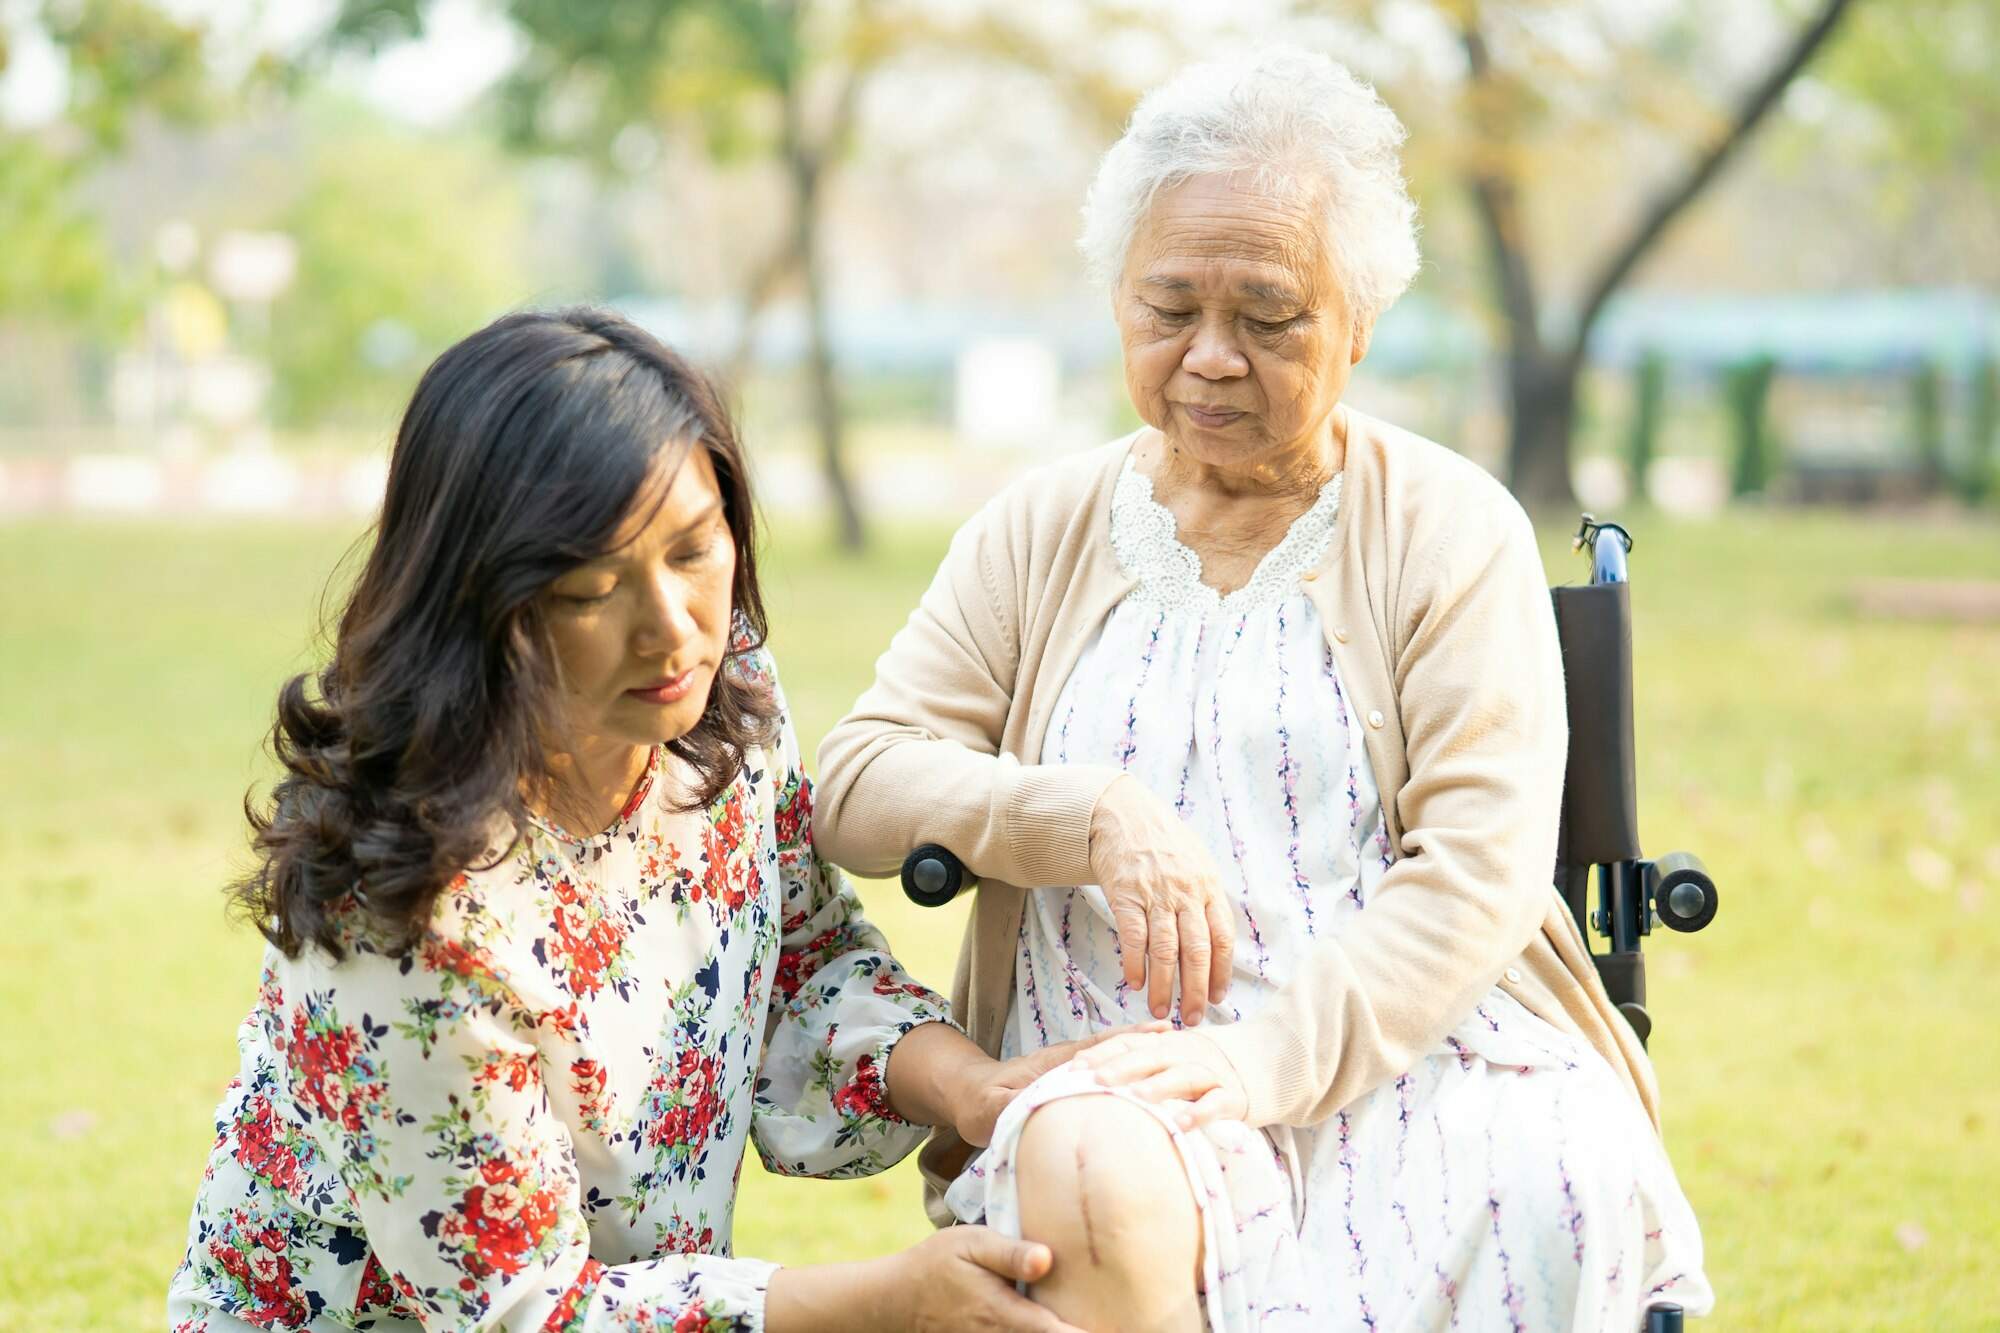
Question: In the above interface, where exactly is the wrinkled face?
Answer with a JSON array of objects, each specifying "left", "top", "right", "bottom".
[
  {"left": 1116, "top": 171, "right": 1371, "bottom": 471},
  {"left": 541, "top": 445, "right": 735, "bottom": 751}
]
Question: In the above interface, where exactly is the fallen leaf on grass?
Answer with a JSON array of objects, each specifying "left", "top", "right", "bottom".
[
  {"left": 1905, "top": 845, "right": 1951, "bottom": 893},
  {"left": 1894, "top": 1222, "right": 1928, "bottom": 1253},
  {"left": 50, "top": 1110, "right": 97, "bottom": 1141},
  {"left": 1763, "top": 760, "right": 1796, "bottom": 805},
  {"left": 1798, "top": 815, "right": 1838, "bottom": 869}
]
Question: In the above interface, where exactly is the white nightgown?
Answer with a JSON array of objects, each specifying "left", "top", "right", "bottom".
[{"left": 946, "top": 457, "right": 1713, "bottom": 1331}]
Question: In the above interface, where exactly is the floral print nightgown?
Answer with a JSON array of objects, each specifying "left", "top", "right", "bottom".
[
  {"left": 168, "top": 646, "right": 951, "bottom": 1331},
  {"left": 947, "top": 457, "right": 1714, "bottom": 1331}
]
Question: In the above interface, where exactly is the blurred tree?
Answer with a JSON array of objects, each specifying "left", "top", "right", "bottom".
[
  {"left": 1305, "top": 0, "right": 1855, "bottom": 510},
  {"left": 1725, "top": 355, "right": 1780, "bottom": 498},
  {"left": 0, "top": 0, "right": 234, "bottom": 327},
  {"left": 1967, "top": 359, "right": 1998, "bottom": 505},
  {"left": 263, "top": 108, "right": 529, "bottom": 428},
  {"left": 0, "top": 139, "right": 110, "bottom": 322},
  {"left": 327, "top": 0, "right": 902, "bottom": 549},
  {"left": 1909, "top": 360, "right": 1946, "bottom": 494},
  {"left": 1817, "top": 0, "right": 2000, "bottom": 187},
  {"left": 1626, "top": 349, "right": 1664, "bottom": 502}
]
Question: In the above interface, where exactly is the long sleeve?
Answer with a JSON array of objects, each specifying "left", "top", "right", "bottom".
[
  {"left": 274, "top": 937, "right": 778, "bottom": 1331},
  {"left": 814, "top": 496, "right": 1125, "bottom": 888},
  {"left": 1192, "top": 496, "right": 1568, "bottom": 1129},
  {"left": 743, "top": 649, "right": 957, "bottom": 1178}
]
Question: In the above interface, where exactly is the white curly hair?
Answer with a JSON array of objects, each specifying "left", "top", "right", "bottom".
[{"left": 1079, "top": 46, "right": 1422, "bottom": 322}]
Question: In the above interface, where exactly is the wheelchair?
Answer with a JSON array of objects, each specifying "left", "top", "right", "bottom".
[{"left": 896, "top": 513, "right": 1719, "bottom": 1333}]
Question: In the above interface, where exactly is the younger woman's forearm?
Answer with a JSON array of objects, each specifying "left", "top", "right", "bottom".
[
  {"left": 882, "top": 1019, "right": 991, "bottom": 1131},
  {"left": 765, "top": 1255, "right": 902, "bottom": 1333}
]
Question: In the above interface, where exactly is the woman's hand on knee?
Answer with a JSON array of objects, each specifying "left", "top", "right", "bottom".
[
  {"left": 1072, "top": 1028, "right": 1249, "bottom": 1131},
  {"left": 949, "top": 1019, "right": 1170, "bottom": 1148},
  {"left": 1087, "top": 774, "right": 1237, "bottom": 1025},
  {"left": 889, "top": 1227, "right": 1090, "bottom": 1332}
]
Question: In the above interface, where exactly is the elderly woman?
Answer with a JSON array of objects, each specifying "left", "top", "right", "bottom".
[{"left": 816, "top": 49, "right": 1712, "bottom": 1333}]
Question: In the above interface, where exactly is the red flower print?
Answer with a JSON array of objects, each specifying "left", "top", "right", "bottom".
[
  {"left": 355, "top": 1252, "right": 399, "bottom": 1311},
  {"left": 871, "top": 975, "right": 938, "bottom": 1002},
  {"left": 231, "top": 1095, "right": 305, "bottom": 1194},
  {"left": 772, "top": 775, "right": 812, "bottom": 851},
  {"left": 541, "top": 1258, "right": 606, "bottom": 1333},
  {"left": 284, "top": 1000, "right": 392, "bottom": 1155},
  {"left": 538, "top": 1001, "right": 585, "bottom": 1040},
  {"left": 547, "top": 880, "right": 630, "bottom": 999},
  {"left": 444, "top": 1152, "right": 562, "bottom": 1280},
  {"left": 569, "top": 1057, "right": 610, "bottom": 1128},
  {"left": 831, "top": 1054, "right": 894, "bottom": 1122},
  {"left": 674, "top": 1300, "right": 712, "bottom": 1333},
  {"left": 691, "top": 790, "right": 758, "bottom": 918},
  {"left": 473, "top": 1049, "right": 539, "bottom": 1097},
  {"left": 257, "top": 967, "right": 284, "bottom": 1016},
  {"left": 654, "top": 1216, "right": 717, "bottom": 1256},
  {"left": 289, "top": 1009, "right": 357, "bottom": 1122},
  {"left": 420, "top": 934, "right": 497, "bottom": 981},
  {"left": 204, "top": 1209, "right": 312, "bottom": 1329},
  {"left": 774, "top": 928, "right": 848, "bottom": 1001}
]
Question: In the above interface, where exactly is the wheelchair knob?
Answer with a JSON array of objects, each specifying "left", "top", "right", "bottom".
[
  {"left": 901, "top": 844, "right": 969, "bottom": 908},
  {"left": 1618, "top": 1001, "right": 1653, "bottom": 1044},
  {"left": 1649, "top": 851, "right": 1718, "bottom": 933},
  {"left": 1644, "top": 1305, "right": 1684, "bottom": 1333}
]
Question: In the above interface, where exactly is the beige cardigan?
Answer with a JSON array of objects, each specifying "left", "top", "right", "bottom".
[{"left": 816, "top": 410, "right": 1660, "bottom": 1218}]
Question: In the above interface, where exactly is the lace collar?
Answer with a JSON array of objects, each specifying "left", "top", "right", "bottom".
[{"left": 1108, "top": 454, "right": 1343, "bottom": 616}]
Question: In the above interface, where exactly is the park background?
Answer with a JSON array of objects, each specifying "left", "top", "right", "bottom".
[{"left": 1, "top": 0, "right": 1996, "bottom": 1328}]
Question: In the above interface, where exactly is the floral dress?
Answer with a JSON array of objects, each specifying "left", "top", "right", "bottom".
[
  {"left": 168, "top": 646, "right": 952, "bottom": 1332},
  {"left": 946, "top": 457, "right": 1714, "bottom": 1331}
]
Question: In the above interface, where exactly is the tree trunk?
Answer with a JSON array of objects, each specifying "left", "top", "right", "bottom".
[
  {"left": 781, "top": 94, "right": 865, "bottom": 552},
  {"left": 792, "top": 162, "right": 865, "bottom": 551},
  {"left": 1506, "top": 349, "right": 1581, "bottom": 515},
  {"left": 1458, "top": 0, "right": 1855, "bottom": 516}
]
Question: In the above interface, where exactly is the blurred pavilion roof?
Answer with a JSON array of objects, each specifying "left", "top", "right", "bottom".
[
  {"left": 620, "top": 288, "right": 1999, "bottom": 379},
  {"left": 1590, "top": 288, "right": 2000, "bottom": 376}
]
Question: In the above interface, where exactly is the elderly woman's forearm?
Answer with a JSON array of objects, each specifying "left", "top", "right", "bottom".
[{"left": 817, "top": 716, "right": 1121, "bottom": 887}]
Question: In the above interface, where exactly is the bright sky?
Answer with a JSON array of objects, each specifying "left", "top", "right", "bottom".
[
  {"left": 0, "top": 0, "right": 519, "bottom": 130},
  {"left": 0, "top": 0, "right": 1317, "bottom": 133},
  {"left": 0, "top": 0, "right": 1767, "bottom": 136}
]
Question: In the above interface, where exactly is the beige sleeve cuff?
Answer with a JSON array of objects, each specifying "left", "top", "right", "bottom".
[
  {"left": 1001, "top": 764, "right": 1126, "bottom": 888},
  {"left": 1184, "top": 1013, "right": 1314, "bottom": 1130}
]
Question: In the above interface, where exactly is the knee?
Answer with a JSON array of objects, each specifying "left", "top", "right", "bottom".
[{"left": 1014, "top": 1095, "right": 1200, "bottom": 1303}]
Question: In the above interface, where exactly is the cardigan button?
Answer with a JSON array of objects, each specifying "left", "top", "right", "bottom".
[
  {"left": 1504, "top": 967, "right": 1524, "bottom": 985},
  {"left": 1366, "top": 709, "right": 1385, "bottom": 729},
  {"left": 1333, "top": 625, "right": 1349, "bottom": 642},
  {"left": 1301, "top": 569, "right": 1319, "bottom": 582}
]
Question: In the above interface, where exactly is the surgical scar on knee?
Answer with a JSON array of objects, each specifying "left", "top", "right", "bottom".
[{"left": 1074, "top": 1139, "right": 1102, "bottom": 1267}]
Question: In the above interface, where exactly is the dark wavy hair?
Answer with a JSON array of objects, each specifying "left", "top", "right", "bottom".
[{"left": 234, "top": 307, "right": 778, "bottom": 958}]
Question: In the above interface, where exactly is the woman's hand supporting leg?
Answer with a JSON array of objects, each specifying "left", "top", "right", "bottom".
[{"left": 765, "top": 1229, "right": 1089, "bottom": 1333}]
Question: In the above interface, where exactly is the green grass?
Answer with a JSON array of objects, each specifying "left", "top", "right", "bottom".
[{"left": 1, "top": 506, "right": 1996, "bottom": 1330}]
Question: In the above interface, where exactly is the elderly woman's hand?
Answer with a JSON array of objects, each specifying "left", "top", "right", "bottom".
[
  {"left": 1071, "top": 1028, "right": 1249, "bottom": 1131},
  {"left": 948, "top": 1020, "right": 1172, "bottom": 1148},
  {"left": 1087, "top": 774, "right": 1236, "bottom": 1024}
]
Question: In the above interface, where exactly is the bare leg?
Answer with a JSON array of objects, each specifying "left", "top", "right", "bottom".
[{"left": 1014, "top": 1094, "right": 1204, "bottom": 1333}]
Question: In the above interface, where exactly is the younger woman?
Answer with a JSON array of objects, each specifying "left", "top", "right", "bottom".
[{"left": 168, "top": 308, "right": 1099, "bottom": 1332}]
